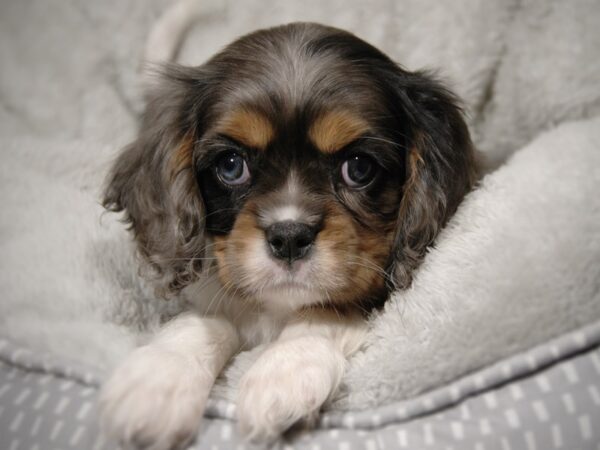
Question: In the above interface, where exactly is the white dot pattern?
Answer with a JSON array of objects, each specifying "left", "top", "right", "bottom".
[
  {"left": 509, "top": 385, "right": 524, "bottom": 401},
  {"left": 532, "top": 401, "right": 549, "bottom": 422},
  {"left": 551, "top": 424, "right": 563, "bottom": 448},
  {"left": 504, "top": 409, "right": 521, "bottom": 429},
  {"left": 0, "top": 321, "right": 600, "bottom": 449}
]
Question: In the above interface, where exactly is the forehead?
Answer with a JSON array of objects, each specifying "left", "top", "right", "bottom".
[{"left": 206, "top": 24, "right": 389, "bottom": 152}]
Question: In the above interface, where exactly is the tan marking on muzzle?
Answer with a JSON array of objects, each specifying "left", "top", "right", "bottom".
[{"left": 316, "top": 201, "right": 392, "bottom": 307}]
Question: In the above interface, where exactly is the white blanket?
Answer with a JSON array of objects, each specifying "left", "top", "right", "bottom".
[{"left": 1, "top": 0, "right": 599, "bottom": 409}]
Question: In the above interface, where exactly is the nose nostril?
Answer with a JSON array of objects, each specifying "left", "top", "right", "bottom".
[
  {"left": 266, "top": 221, "right": 317, "bottom": 262},
  {"left": 295, "top": 237, "right": 311, "bottom": 249},
  {"left": 270, "top": 237, "right": 284, "bottom": 250}
]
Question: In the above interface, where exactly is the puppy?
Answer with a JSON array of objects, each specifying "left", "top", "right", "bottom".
[{"left": 99, "top": 22, "right": 476, "bottom": 449}]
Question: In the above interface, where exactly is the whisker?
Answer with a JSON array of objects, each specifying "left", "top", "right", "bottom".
[
  {"left": 204, "top": 278, "right": 233, "bottom": 314},
  {"left": 153, "top": 256, "right": 218, "bottom": 262},
  {"left": 359, "top": 135, "right": 405, "bottom": 148}
]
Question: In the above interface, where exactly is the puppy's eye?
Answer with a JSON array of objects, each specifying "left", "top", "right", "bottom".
[
  {"left": 216, "top": 152, "right": 251, "bottom": 185},
  {"left": 341, "top": 155, "right": 376, "bottom": 188}
]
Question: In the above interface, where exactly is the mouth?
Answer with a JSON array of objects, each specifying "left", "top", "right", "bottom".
[
  {"left": 264, "top": 253, "right": 315, "bottom": 283},
  {"left": 256, "top": 255, "right": 322, "bottom": 298},
  {"left": 257, "top": 277, "right": 324, "bottom": 312},
  {"left": 269, "top": 255, "right": 308, "bottom": 272},
  {"left": 267, "top": 279, "right": 314, "bottom": 291}
]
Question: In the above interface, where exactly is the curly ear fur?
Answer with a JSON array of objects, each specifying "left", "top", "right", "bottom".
[
  {"left": 389, "top": 71, "right": 478, "bottom": 289},
  {"left": 103, "top": 65, "right": 209, "bottom": 296}
]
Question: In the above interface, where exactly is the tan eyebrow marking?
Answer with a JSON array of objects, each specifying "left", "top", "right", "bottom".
[
  {"left": 309, "top": 110, "right": 371, "bottom": 153},
  {"left": 215, "top": 108, "right": 275, "bottom": 150}
]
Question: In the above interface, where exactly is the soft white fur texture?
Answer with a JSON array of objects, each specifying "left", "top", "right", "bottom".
[
  {"left": 100, "top": 313, "right": 239, "bottom": 449},
  {"left": 100, "top": 293, "right": 367, "bottom": 447},
  {"left": 1, "top": 0, "right": 599, "bottom": 426},
  {"left": 338, "top": 116, "right": 600, "bottom": 408},
  {"left": 236, "top": 313, "right": 366, "bottom": 441}
]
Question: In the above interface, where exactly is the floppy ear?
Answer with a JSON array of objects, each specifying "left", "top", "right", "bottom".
[
  {"left": 103, "top": 65, "right": 210, "bottom": 296},
  {"left": 388, "top": 70, "right": 478, "bottom": 289}
]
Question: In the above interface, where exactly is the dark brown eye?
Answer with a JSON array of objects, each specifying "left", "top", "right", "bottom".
[
  {"left": 216, "top": 152, "right": 250, "bottom": 185},
  {"left": 341, "top": 155, "right": 376, "bottom": 188}
]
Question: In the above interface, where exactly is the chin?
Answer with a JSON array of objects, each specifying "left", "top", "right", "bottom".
[{"left": 98, "top": 21, "right": 477, "bottom": 449}]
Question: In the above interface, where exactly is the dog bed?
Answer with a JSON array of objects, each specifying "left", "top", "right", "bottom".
[
  {"left": 1, "top": 321, "right": 600, "bottom": 449},
  {"left": 1, "top": 0, "right": 600, "bottom": 449}
]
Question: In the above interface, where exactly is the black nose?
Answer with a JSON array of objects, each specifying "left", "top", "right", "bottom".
[{"left": 266, "top": 221, "right": 317, "bottom": 263}]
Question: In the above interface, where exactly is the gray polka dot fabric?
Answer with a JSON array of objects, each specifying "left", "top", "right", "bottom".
[{"left": 1, "top": 322, "right": 600, "bottom": 450}]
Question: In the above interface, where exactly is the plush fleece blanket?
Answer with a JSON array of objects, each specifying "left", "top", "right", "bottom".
[{"left": 1, "top": 0, "right": 599, "bottom": 411}]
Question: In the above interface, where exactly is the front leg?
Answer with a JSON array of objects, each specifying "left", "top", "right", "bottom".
[
  {"left": 100, "top": 313, "right": 239, "bottom": 450},
  {"left": 237, "top": 309, "right": 367, "bottom": 442}
]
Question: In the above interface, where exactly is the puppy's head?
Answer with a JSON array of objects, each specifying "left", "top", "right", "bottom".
[{"left": 104, "top": 23, "right": 476, "bottom": 312}]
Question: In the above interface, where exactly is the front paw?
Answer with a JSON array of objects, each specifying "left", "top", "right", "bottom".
[
  {"left": 237, "top": 337, "right": 345, "bottom": 442},
  {"left": 99, "top": 346, "right": 210, "bottom": 450}
]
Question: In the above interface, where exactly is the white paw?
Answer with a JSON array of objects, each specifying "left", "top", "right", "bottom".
[
  {"left": 99, "top": 345, "right": 210, "bottom": 450},
  {"left": 237, "top": 337, "right": 346, "bottom": 442}
]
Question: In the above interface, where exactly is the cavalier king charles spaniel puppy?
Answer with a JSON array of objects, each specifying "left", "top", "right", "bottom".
[{"left": 99, "top": 22, "right": 476, "bottom": 449}]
